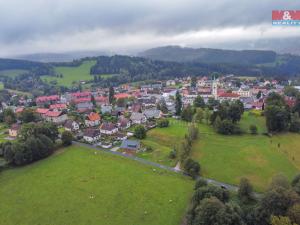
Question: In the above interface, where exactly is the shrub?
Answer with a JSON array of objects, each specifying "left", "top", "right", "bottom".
[
  {"left": 61, "top": 131, "right": 73, "bottom": 146},
  {"left": 157, "top": 118, "right": 169, "bottom": 128},
  {"left": 249, "top": 124, "right": 258, "bottom": 134},
  {"left": 134, "top": 125, "right": 146, "bottom": 139}
]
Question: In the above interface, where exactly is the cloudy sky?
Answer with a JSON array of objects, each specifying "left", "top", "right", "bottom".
[{"left": 0, "top": 0, "right": 300, "bottom": 56}]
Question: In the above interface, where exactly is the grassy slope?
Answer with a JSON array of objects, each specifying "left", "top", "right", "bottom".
[
  {"left": 0, "top": 145, "right": 193, "bottom": 225},
  {"left": 42, "top": 60, "right": 96, "bottom": 86},
  {"left": 137, "top": 119, "right": 188, "bottom": 167},
  {"left": 0, "top": 69, "right": 28, "bottom": 78},
  {"left": 192, "top": 118, "right": 300, "bottom": 191}
]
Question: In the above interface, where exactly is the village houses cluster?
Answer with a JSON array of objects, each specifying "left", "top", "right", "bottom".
[{"left": 2, "top": 74, "right": 297, "bottom": 153}]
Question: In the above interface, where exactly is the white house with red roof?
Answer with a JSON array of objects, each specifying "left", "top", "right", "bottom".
[
  {"left": 50, "top": 103, "right": 67, "bottom": 111},
  {"left": 36, "top": 95, "right": 59, "bottom": 106},
  {"left": 45, "top": 111, "right": 68, "bottom": 124},
  {"left": 218, "top": 92, "right": 240, "bottom": 102},
  {"left": 36, "top": 108, "right": 50, "bottom": 119},
  {"left": 85, "top": 112, "right": 101, "bottom": 127}
]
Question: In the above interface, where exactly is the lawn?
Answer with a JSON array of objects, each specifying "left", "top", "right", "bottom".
[
  {"left": 239, "top": 110, "right": 267, "bottom": 134},
  {"left": 42, "top": 60, "right": 96, "bottom": 87},
  {"left": 0, "top": 145, "right": 193, "bottom": 225},
  {"left": 192, "top": 123, "right": 300, "bottom": 191},
  {"left": 137, "top": 119, "right": 189, "bottom": 167}
]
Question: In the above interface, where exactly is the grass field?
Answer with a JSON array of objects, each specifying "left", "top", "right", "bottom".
[
  {"left": 0, "top": 82, "right": 3, "bottom": 90},
  {"left": 42, "top": 60, "right": 96, "bottom": 87},
  {"left": 137, "top": 119, "right": 188, "bottom": 167},
  {"left": 0, "top": 69, "right": 28, "bottom": 78},
  {"left": 239, "top": 110, "right": 267, "bottom": 134},
  {"left": 0, "top": 145, "right": 193, "bottom": 225},
  {"left": 42, "top": 60, "right": 116, "bottom": 87},
  {"left": 192, "top": 123, "right": 300, "bottom": 191}
]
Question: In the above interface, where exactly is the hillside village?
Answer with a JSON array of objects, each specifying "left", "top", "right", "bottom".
[{"left": 0, "top": 75, "right": 298, "bottom": 154}]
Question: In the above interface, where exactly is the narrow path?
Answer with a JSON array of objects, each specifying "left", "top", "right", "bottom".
[{"left": 73, "top": 141, "right": 246, "bottom": 193}]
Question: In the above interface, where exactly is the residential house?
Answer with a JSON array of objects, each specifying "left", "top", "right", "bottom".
[
  {"left": 85, "top": 112, "right": 101, "bottom": 127},
  {"left": 120, "top": 139, "right": 140, "bottom": 153},
  {"left": 218, "top": 92, "right": 240, "bottom": 102},
  {"left": 64, "top": 120, "right": 80, "bottom": 132},
  {"left": 117, "top": 117, "right": 131, "bottom": 130},
  {"left": 130, "top": 112, "right": 147, "bottom": 124},
  {"left": 100, "top": 122, "right": 118, "bottom": 135},
  {"left": 9, "top": 123, "right": 21, "bottom": 137},
  {"left": 50, "top": 103, "right": 67, "bottom": 111},
  {"left": 143, "top": 108, "right": 161, "bottom": 119},
  {"left": 36, "top": 95, "right": 60, "bottom": 107},
  {"left": 83, "top": 128, "right": 101, "bottom": 143},
  {"left": 45, "top": 111, "right": 68, "bottom": 124},
  {"left": 36, "top": 108, "right": 50, "bottom": 119},
  {"left": 101, "top": 104, "right": 113, "bottom": 114}
]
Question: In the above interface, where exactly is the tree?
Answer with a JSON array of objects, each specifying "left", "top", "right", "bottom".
[
  {"left": 249, "top": 124, "right": 258, "bottom": 134},
  {"left": 158, "top": 99, "right": 168, "bottom": 114},
  {"left": 238, "top": 177, "right": 255, "bottom": 203},
  {"left": 91, "top": 95, "right": 96, "bottom": 107},
  {"left": 284, "top": 86, "right": 299, "bottom": 97},
  {"left": 156, "top": 118, "right": 169, "bottom": 128},
  {"left": 287, "top": 204, "right": 300, "bottom": 225},
  {"left": 265, "top": 105, "right": 290, "bottom": 132},
  {"left": 175, "top": 91, "right": 182, "bottom": 116},
  {"left": 61, "top": 131, "right": 73, "bottom": 146},
  {"left": 194, "top": 108, "right": 204, "bottom": 123},
  {"left": 270, "top": 216, "right": 297, "bottom": 225},
  {"left": 109, "top": 86, "right": 115, "bottom": 104},
  {"left": 191, "top": 76, "right": 197, "bottom": 88},
  {"left": 203, "top": 108, "right": 212, "bottom": 124},
  {"left": 134, "top": 125, "right": 146, "bottom": 139},
  {"left": 194, "top": 178, "right": 208, "bottom": 190},
  {"left": 193, "top": 95, "right": 205, "bottom": 108},
  {"left": 290, "top": 113, "right": 300, "bottom": 133},
  {"left": 19, "top": 109, "right": 37, "bottom": 123},
  {"left": 292, "top": 174, "right": 300, "bottom": 195},
  {"left": 181, "top": 105, "right": 194, "bottom": 122},
  {"left": 3, "top": 108, "right": 16, "bottom": 125},
  {"left": 183, "top": 158, "right": 200, "bottom": 179}
]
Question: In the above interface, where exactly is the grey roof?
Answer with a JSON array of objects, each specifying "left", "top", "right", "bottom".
[
  {"left": 143, "top": 109, "right": 161, "bottom": 118},
  {"left": 130, "top": 112, "right": 145, "bottom": 121},
  {"left": 120, "top": 140, "right": 140, "bottom": 151}
]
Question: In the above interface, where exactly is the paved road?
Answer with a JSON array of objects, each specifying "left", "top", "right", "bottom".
[{"left": 73, "top": 141, "right": 261, "bottom": 197}]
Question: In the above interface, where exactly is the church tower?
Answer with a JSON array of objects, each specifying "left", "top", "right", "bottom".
[{"left": 212, "top": 77, "right": 218, "bottom": 100}]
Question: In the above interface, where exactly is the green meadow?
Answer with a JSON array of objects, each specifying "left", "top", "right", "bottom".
[
  {"left": 138, "top": 118, "right": 188, "bottom": 167},
  {"left": 0, "top": 145, "right": 193, "bottom": 225},
  {"left": 192, "top": 121, "right": 300, "bottom": 191},
  {"left": 0, "top": 69, "right": 28, "bottom": 78},
  {"left": 42, "top": 60, "right": 96, "bottom": 86}
]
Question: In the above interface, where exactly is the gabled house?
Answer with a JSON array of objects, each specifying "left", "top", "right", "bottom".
[
  {"left": 143, "top": 109, "right": 161, "bottom": 119},
  {"left": 9, "top": 123, "right": 21, "bottom": 137},
  {"left": 50, "top": 103, "right": 67, "bottom": 111},
  {"left": 117, "top": 117, "right": 131, "bottom": 130},
  {"left": 64, "top": 120, "right": 80, "bottom": 132},
  {"left": 85, "top": 112, "right": 101, "bottom": 127},
  {"left": 130, "top": 112, "right": 147, "bottom": 124},
  {"left": 100, "top": 122, "right": 118, "bottom": 135},
  {"left": 45, "top": 111, "right": 68, "bottom": 124},
  {"left": 36, "top": 108, "right": 50, "bottom": 119},
  {"left": 120, "top": 139, "right": 140, "bottom": 153},
  {"left": 83, "top": 128, "right": 101, "bottom": 143},
  {"left": 76, "top": 102, "right": 94, "bottom": 113},
  {"left": 36, "top": 95, "right": 59, "bottom": 107},
  {"left": 101, "top": 104, "right": 113, "bottom": 114}
]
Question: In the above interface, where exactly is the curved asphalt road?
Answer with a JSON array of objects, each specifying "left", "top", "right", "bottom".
[{"left": 73, "top": 141, "right": 261, "bottom": 197}]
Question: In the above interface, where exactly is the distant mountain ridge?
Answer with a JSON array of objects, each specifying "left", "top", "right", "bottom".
[{"left": 138, "top": 46, "right": 277, "bottom": 65}]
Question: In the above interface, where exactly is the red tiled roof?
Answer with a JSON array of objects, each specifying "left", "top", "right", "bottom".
[
  {"left": 95, "top": 96, "right": 108, "bottom": 103},
  {"left": 15, "top": 107, "right": 24, "bottom": 113},
  {"left": 218, "top": 92, "right": 240, "bottom": 98},
  {"left": 115, "top": 93, "right": 130, "bottom": 99},
  {"left": 71, "top": 91, "right": 91, "bottom": 98},
  {"left": 50, "top": 104, "right": 67, "bottom": 110},
  {"left": 45, "top": 111, "right": 62, "bottom": 117},
  {"left": 74, "top": 97, "right": 91, "bottom": 104},
  {"left": 87, "top": 112, "right": 100, "bottom": 121},
  {"left": 36, "top": 95, "right": 59, "bottom": 103},
  {"left": 36, "top": 108, "right": 50, "bottom": 114}
]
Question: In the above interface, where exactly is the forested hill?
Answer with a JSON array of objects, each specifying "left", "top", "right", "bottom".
[
  {"left": 0, "top": 58, "right": 54, "bottom": 75},
  {"left": 139, "top": 46, "right": 277, "bottom": 64}
]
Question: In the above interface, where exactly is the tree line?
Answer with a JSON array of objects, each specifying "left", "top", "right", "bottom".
[{"left": 187, "top": 173, "right": 300, "bottom": 225}]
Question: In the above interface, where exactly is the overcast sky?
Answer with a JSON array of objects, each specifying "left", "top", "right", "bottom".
[{"left": 0, "top": 0, "right": 300, "bottom": 56}]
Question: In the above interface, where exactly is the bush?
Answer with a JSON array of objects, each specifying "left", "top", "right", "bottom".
[
  {"left": 157, "top": 118, "right": 169, "bottom": 128},
  {"left": 169, "top": 149, "right": 177, "bottom": 159},
  {"left": 134, "top": 125, "right": 146, "bottom": 139},
  {"left": 183, "top": 158, "right": 200, "bottom": 179},
  {"left": 249, "top": 124, "right": 258, "bottom": 134},
  {"left": 61, "top": 131, "right": 73, "bottom": 146}
]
